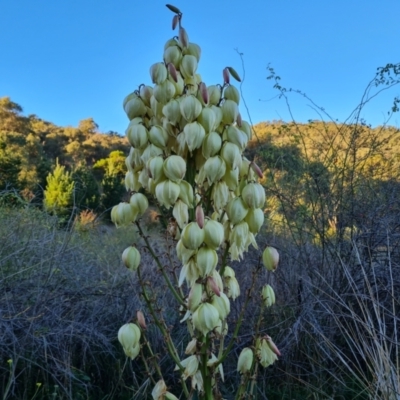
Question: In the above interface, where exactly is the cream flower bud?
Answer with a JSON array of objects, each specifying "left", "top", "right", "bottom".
[
  {"left": 126, "top": 122, "right": 148, "bottom": 149},
  {"left": 176, "top": 239, "right": 196, "bottom": 264},
  {"left": 261, "top": 284, "right": 276, "bottom": 307},
  {"left": 184, "top": 122, "right": 205, "bottom": 152},
  {"left": 111, "top": 202, "right": 137, "bottom": 227},
  {"left": 170, "top": 71, "right": 185, "bottom": 96},
  {"left": 239, "top": 157, "right": 255, "bottom": 180},
  {"left": 211, "top": 105, "right": 223, "bottom": 128},
  {"left": 153, "top": 80, "right": 176, "bottom": 104},
  {"left": 224, "top": 85, "right": 240, "bottom": 104},
  {"left": 150, "top": 95, "right": 164, "bottom": 118},
  {"left": 241, "top": 182, "right": 265, "bottom": 209},
  {"left": 125, "top": 170, "right": 141, "bottom": 192},
  {"left": 244, "top": 208, "right": 264, "bottom": 234},
  {"left": 208, "top": 85, "right": 221, "bottom": 106},
  {"left": 256, "top": 337, "right": 278, "bottom": 368},
  {"left": 197, "top": 107, "right": 216, "bottom": 133},
  {"left": 240, "top": 120, "right": 252, "bottom": 141},
  {"left": 262, "top": 246, "right": 279, "bottom": 271},
  {"left": 181, "top": 222, "right": 204, "bottom": 250},
  {"left": 139, "top": 85, "right": 153, "bottom": 107},
  {"left": 226, "top": 125, "right": 247, "bottom": 150},
  {"left": 180, "top": 55, "right": 198, "bottom": 78},
  {"left": 155, "top": 180, "right": 181, "bottom": 209},
  {"left": 203, "top": 156, "right": 226, "bottom": 185},
  {"left": 224, "top": 275, "right": 240, "bottom": 300},
  {"left": 192, "top": 303, "right": 219, "bottom": 336},
  {"left": 202, "top": 132, "right": 222, "bottom": 159},
  {"left": 162, "top": 99, "right": 181, "bottom": 126},
  {"left": 150, "top": 62, "right": 168, "bottom": 84},
  {"left": 130, "top": 193, "right": 148, "bottom": 216},
  {"left": 188, "top": 283, "right": 203, "bottom": 312},
  {"left": 226, "top": 197, "right": 249, "bottom": 225},
  {"left": 203, "top": 219, "right": 224, "bottom": 249},
  {"left": 164, "top": 45, "right": 182, "bottom": 68},
  {"left": 221, "top": 99, "right": 239, "bottom": 124},
  {"left": 146, "top": 156, "right": 165, "bottom": 183},
  {"left": 178, "top": 180, "right": 194, "bottom": 207},
  {"left": 180, "top": 95, "right": 202, "bottom": 122},
  {"left": 220, "top": 142, "right": 242, "bottom": 170},
  {"left": 211, "top": 292, "right": 230, "bottom": 320},
  {"left": 183, "top": 42, "right": 201, "bottom": 62},
  {"left": 152, "top": 380, "right": 167, "bottom": 400},
  {"left": 211, "top": 181, "right": 230, "bottom": 211},
  {"left": 118, "top": 323, "right": 141, "bottom": 360},
  {"left": 223, "top": 266, "right": 235, "bottom": 278},
  {"left": 179, "top": 258, "right": 201, "bottom": 287},
  {"left": 176, "top": 355, "right": 199, "bottom": 380},
  {"left": 185, "top": 338, "right": 198, "bottom": 355},
  {"left": 237, "top": 348, "right": 253, "bottom": 374},
  {"left": 123, "top": 94, "right": 147, "bottom": 120},
  {"left": 173, "top": 200, "right": 189, "bottom": 229},
  {"left": 149, "top": 125, "right": 169, "bottom": 148},
  {"left": 196, "top": 247, "right": 218, "bottom": 276},
  {"left": 163, "top": 155, "right": 186, "bottom": 183},
  {"left": 141, "top": 144, "right": 163, "bottom": 164},
  {"left": 122, "top": 246, "right": 141, "bottom": 271}
]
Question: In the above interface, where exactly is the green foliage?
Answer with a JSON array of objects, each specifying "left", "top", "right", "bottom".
[
  {"left": 44, "top": 161, "right": 75, "bottom": 217},
  {"left": 71, "top": 164, "right": 101, "bottom": 211}
]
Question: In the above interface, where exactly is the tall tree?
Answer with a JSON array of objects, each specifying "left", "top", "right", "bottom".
[{"left": 43, "top": 161, "right": 75, "bottom": 217}]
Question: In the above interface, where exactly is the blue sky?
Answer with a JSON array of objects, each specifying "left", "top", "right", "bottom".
[{"left": 1, "top": 0, "right": 399, "bottom": 134}]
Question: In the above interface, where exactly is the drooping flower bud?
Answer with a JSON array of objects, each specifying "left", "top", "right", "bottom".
[
  {"left": 221, "top": 99, "right": 239, "bottom": 125},
  {"left": 164, "top": 45, "right": 182, "bottom": 68},
  {"left": 203, "top": 219, "right": 224, "bottom": 249},
  {"left": 211, "top": 181, "right": 229, "bottom": 211},
  {"left": 146, "top": 156, "right": 165, "bottom": 183},
  {"left": 139, "top": 85, "right": 153, "bottom": 107},
  {"left": 126, "top": 123, "right": 148, "bottom": 149},
  {"left": 192, "top": 303, "right": 220, "bottom": 336},
  {"left": 208, "top": 85, "right": 221, "bottom": 106},
  {"left": 262, "top": 246, "right": 279, "bottom": 271},
  {"left": 130, "top": 193, "right": 149, "bottom": 216},
  {"left": 178, "top": 180, "right": 194, "bottom": 207},
  {"left": 123, "top": 93, "right": 147, "bottom": 120},
  {"left": 180, "top": 55, "right": 198, "bottom": 78},
  {"left": 183, "top": 42, "right": 201, "bottom": 62},
  {"left": 198, "top": 81, "right": 209, "bottom": 105},
  {"left": 122, "top": 246, "right": 141, "bottom": 271},
  {"left": 184, "top": 122, "right": 205, "bottom": 152},
  {"left": 162, "top": 99, "right": 181, "bottom": 126},
  {"left": 226, "top": 125, "right": 247, "bottom": 150},
  {"left": 223, "top": 67, "right": 230, "bottom": 84},
  {"left": 185, "top": 338, "right": 198, "bottom": 355},
  {"left": 250, "top": 161, "right": 264, "bottom": 179},
  {"left": 180, "top": 95, "right": 202, "bottom": 122},
  {"left": 150, "top": 62, "right": 168, "bottom": 84},
  {"left": 226, "top": 197, "right": 249, "bottom": 225},
  {"left": 256, "top": 337, "right": 279, "bottom": 368},
  {"left": 188, "top": 283, "right": 203, "bottom": 312},
  {"left": 111, "top": 202, "right": 138, "bottom": 227},
  {"left": 261, "top": 284, "right": 276, "bottom": 307},
  {"left": 153, "top": 80, "right": 176, "bottom": 104},
  {"left": 220, "top": 142, "right": 242, "bottom": 170},
  {"left": 163, "top": 155, "right": 186, "bottom": 183},
  {"left": 202, "top": 156, "right": 226, "bottom": 185},
  {"left": 118, "top": 323, "right": 141, "bottom": 360},
  {"left": 155, "top": 180, "right": 181, "bottom": 209},
  {"left": 197, "top": 107, "right": 216, "bottom": 133},
  {"left": 237, "top": 347, "right": 253, "bottom": 374},
  {"left": 241, "top": 182, "right": 266, "bottom": 209},
  {"left": 202, "top": 132, "right": 222, "bottom": 159},
  {"left": 181, "top": 222, "right": 204, "bottom": 250},
  {"left": 224, "top": 85, "right": 240, "bottom": 104},
  {"left": 173, "top": 200, "right": 189, "bottom": 229},
  {"left": 244, "top": 208, "right": 264, "bottom": 234},
  {"left": 207, "top": 276, "right": 221, "bottom": 297},
  {"left": 196, "top": 247, "right": 218, "bottom": 276},
  {"left": 151, "top": 380, "right": 167, "bottom": 400},
  {"left": 211, "top": 292, "right": 230, "bottom": 320}
]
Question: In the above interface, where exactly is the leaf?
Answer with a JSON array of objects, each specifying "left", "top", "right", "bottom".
[
  {"left": 166, "top": 4, "right": 181, "bottom": 14},
  {"left": 227, "top": 67, "right": 241, "bottom": 82}
]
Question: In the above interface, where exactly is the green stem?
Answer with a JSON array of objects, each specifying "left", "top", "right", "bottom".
[
  {"left": 135, "top": 220, "right": 185, "bottom": 307},
  {"left": 137, "top": 267, "right": 189, "bottom": 397}
]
